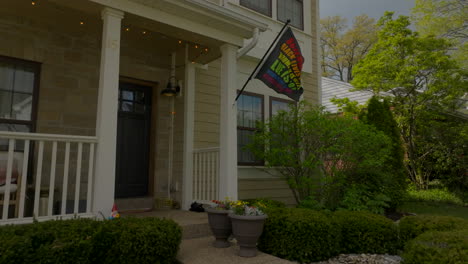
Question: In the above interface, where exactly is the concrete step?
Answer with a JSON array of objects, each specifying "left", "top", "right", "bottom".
[
  {"left": 122, "top": 209, "right": 212, "bottom": 239},
  {"left": 182, "top": 222, "right": 212, "bottom": 239},
  {"left": 115, "top": 197, "right": 153, "bottom": 212}
]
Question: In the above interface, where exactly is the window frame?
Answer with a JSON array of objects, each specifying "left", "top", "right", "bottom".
[
  {"left": 269, "top": 96, "right": 295, "bottom": 119},
  {"left": 277, "top": 0, "right": 304, "bottom": 30},
  {"left": 239, "top": 0, "right": 273, "bottom": 17},
  {"left": 237, "top": 90, "right": 265, "bottom": 166},
  {"left": 0, "top": 55, "right": 41, "bottom": 133}
]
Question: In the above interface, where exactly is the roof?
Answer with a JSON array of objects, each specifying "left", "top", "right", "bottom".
[{"left": 321, "top": 77, "right": 374, "bottom": 113}]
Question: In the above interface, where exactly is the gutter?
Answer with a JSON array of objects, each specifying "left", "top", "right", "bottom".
[
  {"left": 237, "top": 28, "right": 260, "bottom": 59},
  {"left": 184, "top": 0, "right": 268, "bottom": 32}
]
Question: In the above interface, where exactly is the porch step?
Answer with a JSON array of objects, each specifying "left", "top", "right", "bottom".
[
  {"left": 122, "top": 210, "right": 212, "bottom": 239},
  {"left": 115, "top": 197, "right": 153, "bottom": 212},
  {"left": 182, "top": 222, "right": 212, "bottom": 239}
]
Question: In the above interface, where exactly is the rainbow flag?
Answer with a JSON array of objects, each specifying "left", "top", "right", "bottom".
[{"left": 255, "top": 27, "right": 304, "bottom": 101}]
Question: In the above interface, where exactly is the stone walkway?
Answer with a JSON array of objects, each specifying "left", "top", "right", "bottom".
[{"left": 178, "top": 236, "right": 295, "bottom": 264}]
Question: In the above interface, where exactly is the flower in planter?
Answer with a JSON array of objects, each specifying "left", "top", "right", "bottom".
[
  {"left": 231, "top": 201, "right": 266, "bottom": 216},
  {"left": 210, "top": 197, "right": 233, "bottom": 210}
]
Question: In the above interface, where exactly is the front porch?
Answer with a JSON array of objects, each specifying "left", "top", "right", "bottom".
[{"left": 0, "top": 0, "right": 266, "bottom": 224}]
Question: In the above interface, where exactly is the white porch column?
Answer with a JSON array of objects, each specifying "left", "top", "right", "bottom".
[
  {"left": 219, "top": 44, "right": 238, "bottom": 200},
  {"left": 93, "top": 7, "right": 124, "bottom": 216},
  {"left": 182, "top": 60, "right": 196, "bottom": 210}
]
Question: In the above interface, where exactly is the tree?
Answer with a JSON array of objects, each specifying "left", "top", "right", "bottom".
[
  {"left": 246, "top": 102, "right": 393, "bottom": 211},
  {"left": 321, "top": 15, "right": 377, "bottom": 82},
  {"left": 352, "top": 12, "right": 468, "bottom": 189},
  {"left": 362, "top": 97, "right": 407, "bottom": 208},
  {"left": 412, "top": 0, "right": 467, "bottom": 68}
]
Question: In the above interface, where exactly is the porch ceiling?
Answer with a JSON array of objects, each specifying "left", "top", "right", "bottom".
[
  {"left": 88, "top": 0, "right": 268, "bottom": 47},
  {"left": 1, "top": 0, "right": 230, "bottom": 65}
]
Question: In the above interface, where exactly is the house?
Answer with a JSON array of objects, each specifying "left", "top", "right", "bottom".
[
  {"left": 0, "top": 0, "right": 320, "bottom": 224},
  {"left": 321, "top": 77, "right": 374, "bottom": 113}
]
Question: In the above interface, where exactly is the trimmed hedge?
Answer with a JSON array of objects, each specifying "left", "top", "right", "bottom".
[
  {"left": 0, "top": 217, "right": 182, "bottom": 264},
  {"left": 399, "top": 215, "right": 468, "bottom": 244},
  {"left": 258, "top": 209, "right": 401, "bottom": 263},
  {"left": 333, "top": 210, "right": 399, "bottom": 254},
  {"left": 402, "top": 230, "right": 468, "bottom": 264},
  {"left": 258, "top": 208, "right": 341, "bottom": 263},
  {"left": 242, "top": 198, "right": 286, "bottom": 209}
]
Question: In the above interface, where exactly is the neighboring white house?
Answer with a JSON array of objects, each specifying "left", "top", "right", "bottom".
[
  {"left": 0, "top": 0, "right": 320, "bottom": 224},
  {"left": 321, "top": 77, "right": 375, "bottom": 113}
]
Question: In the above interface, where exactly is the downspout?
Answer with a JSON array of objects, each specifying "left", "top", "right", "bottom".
[{"left": 237, "top": 28, "right": 260, "bottom": 59}]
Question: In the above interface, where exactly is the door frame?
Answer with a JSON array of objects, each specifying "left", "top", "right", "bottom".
[{"left": 118, "top": 76, "right": 159, "bottom": 197}]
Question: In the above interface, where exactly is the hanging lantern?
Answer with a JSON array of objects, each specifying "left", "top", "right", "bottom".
[{"left": 161, "top": 76, "right": 180, "bottom": 96}]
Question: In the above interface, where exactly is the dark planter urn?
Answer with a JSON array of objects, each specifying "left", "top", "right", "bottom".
[
  {"left": 229, "top": 213, "right": 268, "bottom": 257},
  {"left": 206, "top": 207, "right": 232, "bottom": 248}
]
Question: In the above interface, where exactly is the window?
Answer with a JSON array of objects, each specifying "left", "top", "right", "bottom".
[
  {"left": 240, "top": 0, "right": 272, "bottom": 17},
  {"left": 277, "top": 0, "right": 304, "bottom": 29},
  {"left": 237, "top": 92, "right": 264, "bottom": 165},
  {"left": 0, "top": 56, "right": 40, "bottom": 151},
  {"left": 270, "top": 97, "right": 294, "bottom": 118}
]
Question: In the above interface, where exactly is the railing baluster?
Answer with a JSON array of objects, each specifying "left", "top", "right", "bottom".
[
  {"left": 86, "top": 143, "right": 95, "bottom": 213},
  {"left": 74, "top": 143, "right": 82, "bottom": 214},
  {"left": 216, "top": 150, "right": 219, "bottom": 200},
  {"left": 18, "top": 140, "right": 30, "bottom": 219},
  {"left": 209, "top": 153, "right": 212, "bottom": 200},
  {"left": 211, "top": 151, "right": 215, "bottom": 200},
  {"left": 202, "top": 152, "right": 206, "bottom": 201},
  {"left": 197, "top": 152, "right": 202, "bottom": 200},
  {"left": 61, "top": 142, "right": 70, "bottom": 215},
  {"left": 47, "top": 141, "right": 57, "bottom": 216},
  {"left": 2, "top": 139, "right": 15, "bottom": 220},
  {"left": 193, "top": 153, "right": 198, "bottom": 200},
  {"left": 33, "top": 141, "right": 44, "bottom": 217}
]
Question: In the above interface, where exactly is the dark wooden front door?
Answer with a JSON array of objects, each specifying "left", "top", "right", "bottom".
[{"left": 115, "top": 81, "right": 152, "bottom": 198}]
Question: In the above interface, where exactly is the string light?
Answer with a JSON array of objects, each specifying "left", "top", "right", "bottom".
[
  {"left": 79, "top": 21, "right": 84, "bottom": 25},
  {"left": 31, "top": 1, "right": 36, "bottom": 5},
  {"left": 118, "top": 24, "right": 210, "bottom": 63}
]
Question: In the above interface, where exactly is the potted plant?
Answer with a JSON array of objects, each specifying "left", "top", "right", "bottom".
[
  {"left": 205, "top": 199, "right": 233, "bottom": 248},
  {"left": 229, "top": 201, "right": 268, "bottom": 257}
]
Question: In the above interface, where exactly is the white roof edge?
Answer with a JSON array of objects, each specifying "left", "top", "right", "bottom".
[{"left": 182, "top": 0, "right": 269, "bottom": 32}]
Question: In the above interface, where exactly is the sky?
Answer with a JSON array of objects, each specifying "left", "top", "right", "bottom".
[{"left": 320, "top": 0, "right": 415, "bottom": 24}]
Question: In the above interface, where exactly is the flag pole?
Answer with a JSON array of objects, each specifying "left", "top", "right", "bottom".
[{"left": 234, "top": 19, "right": 291, "bottom": 103}]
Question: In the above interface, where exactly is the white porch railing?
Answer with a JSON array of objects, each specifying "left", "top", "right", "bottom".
[
  {"left": 0, "top": 131, "right": 97, "bottom": 225},
  {"left": 193, "top": 147, "right": 219, "bottom": 202}
]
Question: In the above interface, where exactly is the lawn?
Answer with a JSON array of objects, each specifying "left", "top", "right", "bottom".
[
  {"left": 399, "top": 201, "right": 468, "bottom": 220},
  {"left": 397, "top": 186, "right": 468, "bottom": 220}
]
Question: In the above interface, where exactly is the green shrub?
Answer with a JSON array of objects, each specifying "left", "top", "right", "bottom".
[
  {"left": 0, "top": 217, "right": 182, "bottom": 264},
  {"left": 402, "top": 230, "right": 468, "bottom": 264},
  {"left": 338, "top": 184, "right": 391, "bottom": 214},
  {"left": 399, "top": 215, "right": 468, "bottom": 244},
  {"left": 297, "top": 196, "right": 327, "bottom": 211},
  {"left": 405, "top": 187, "right": 465, "bottom": 206},
  {"left": 332, "top": 210, "right": 399, "bottom": 254},
  {"left": 242, "top": 198, "right": 286, "bottom": 209},
  {"left": 362, "top": 97, "right": 407, "bottom": 209},
  {"left": 258, "top": 208, "right": 341, "bottom": 263}
]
